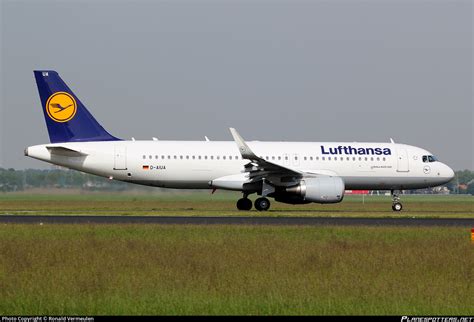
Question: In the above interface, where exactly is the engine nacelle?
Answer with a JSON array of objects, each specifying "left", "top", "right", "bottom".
[{"left": 286, "top": 177, "right": 345, "bottom": 203}]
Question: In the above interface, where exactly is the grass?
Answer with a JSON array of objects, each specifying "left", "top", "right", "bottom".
[
  {"left": 0, "top": 191, "right": 472, "bottom": 217},
  {"left": 0, "top": 192, "right": 472, "bottom": 315},
  {"left": 0, "top": 224, "right": 472, "bottom": 315}
]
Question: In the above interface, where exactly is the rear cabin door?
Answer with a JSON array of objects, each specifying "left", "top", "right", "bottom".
[
  {"left": 397, "top": 149, "right": 409, "bottom": 172},
  {"left": 114, "top": 146, "right": 127, "bottom": 170}
]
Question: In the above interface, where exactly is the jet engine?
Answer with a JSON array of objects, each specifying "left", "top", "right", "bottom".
[{"left": 285, "top": 177, "right": 345, "bottom": 203}]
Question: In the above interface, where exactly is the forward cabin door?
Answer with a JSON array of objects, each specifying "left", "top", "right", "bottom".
[
  {"left": 114, "top": 146, "right": 127, "bottom": 170},
  {"left": 396, "top": 149, "right": 409, "bottom": 172}
]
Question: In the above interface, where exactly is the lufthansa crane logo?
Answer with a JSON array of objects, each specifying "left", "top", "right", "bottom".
[{"left": 46, "top": 92, "right": 77, "bottom": 122}]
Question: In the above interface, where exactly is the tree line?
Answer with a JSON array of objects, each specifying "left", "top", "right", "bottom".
[
  {"left": 0, "top": 168, "right": 135, "bottom": 192},
  {"left": 0, "top": 167, "right": 473, "bottom": 194}
]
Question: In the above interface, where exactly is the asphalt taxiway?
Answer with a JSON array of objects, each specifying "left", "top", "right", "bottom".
[{"left": 0, "top": 215, "right": 473, "bottom": 226}]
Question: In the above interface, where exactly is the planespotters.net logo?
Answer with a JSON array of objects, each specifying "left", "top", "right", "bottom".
[
  {"left": 45, "top": 91, "right": 77, "bottom": 123},
  {"left": 402, "top": 317, "right": 474, "bottom": 322}
]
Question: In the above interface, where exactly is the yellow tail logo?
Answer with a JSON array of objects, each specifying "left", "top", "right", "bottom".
[{"left": 46, "top": 92, "right": 77, "bottom": 122}]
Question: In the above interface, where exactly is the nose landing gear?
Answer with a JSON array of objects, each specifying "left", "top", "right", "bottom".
[{"left": 391, "top": 190, "right": 403, "bottom": 211}]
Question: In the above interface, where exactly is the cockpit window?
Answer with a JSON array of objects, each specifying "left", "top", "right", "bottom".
[{"left": 422, "top": 155, "right": 438, "bottom": 163}]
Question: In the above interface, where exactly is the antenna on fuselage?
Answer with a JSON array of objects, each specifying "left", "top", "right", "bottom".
[
  {"left": 152, "top": 137, "right": 159, "bottom": 141},
  {"left": 205, "top": 136, "right": 210, "bottom": 142},
  {"left": 390, "top": 138, "right": 395, "bottom": 144}
]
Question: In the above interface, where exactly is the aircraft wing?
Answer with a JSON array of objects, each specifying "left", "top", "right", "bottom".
[{"left": 229, "top": 128, "right": 303, "bottom": 184}]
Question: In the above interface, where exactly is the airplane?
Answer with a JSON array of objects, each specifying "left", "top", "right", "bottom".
[{"left": 25, "top": 70, "right": 455, "bottom": 212}]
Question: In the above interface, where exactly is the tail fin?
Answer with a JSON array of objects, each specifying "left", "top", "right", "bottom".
[{"left": 34, "top": 70, "right": 120, "bottom": 143}]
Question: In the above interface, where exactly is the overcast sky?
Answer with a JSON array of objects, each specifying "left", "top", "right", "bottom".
[{"left": 1, "top": 0, "right": 472, "bottom": 170}]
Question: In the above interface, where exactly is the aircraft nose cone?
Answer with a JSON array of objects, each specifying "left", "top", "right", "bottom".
[{"left": 446, "top": 166, "right": 455, "bottom": 180}]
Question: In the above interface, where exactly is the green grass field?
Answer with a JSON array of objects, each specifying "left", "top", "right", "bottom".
[
  {"left": 0, "top": 224, "right": 473, "bottom": 315},
  {"left": 0, "top": 192, "right": 472, "bottom": 315},
  {"left": 0, "top": 191, "right": 472, "bottom": 217}
]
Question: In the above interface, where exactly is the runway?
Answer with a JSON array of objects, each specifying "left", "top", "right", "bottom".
[{"left": 0, "top": 215, "right": 473, "bottom": 226}]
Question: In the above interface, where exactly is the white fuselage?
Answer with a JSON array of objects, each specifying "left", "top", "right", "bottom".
[{"left": 26, "top": 140, "right": 454, "bottom": 191}]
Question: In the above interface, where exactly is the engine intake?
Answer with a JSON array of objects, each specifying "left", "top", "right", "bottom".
[{"left": 286, "top": 177, "right": 345, "bottom": 203}]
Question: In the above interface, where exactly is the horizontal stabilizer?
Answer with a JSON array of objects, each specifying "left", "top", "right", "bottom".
[{"left": 46, "top": 146, "right": 88, "bottom": 156}]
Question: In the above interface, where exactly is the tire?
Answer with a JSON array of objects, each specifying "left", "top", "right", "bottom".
[
  {"left": 237, "top": 198, "right": 252, "bottom": 211},
  {"left": 254, "top": 197, "right": 270, "bottom": 211},
  {"left": 392, "top": 202, "right": 402, "bottom": 212}
]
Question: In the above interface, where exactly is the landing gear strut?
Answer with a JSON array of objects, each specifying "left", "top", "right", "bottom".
[
  {"left": 254, "top": 197, "right": 270, "bottom": 211},
  {"left": 391, "top": 190, "right": 403, "bottom": 212},
  {"left": 236, "top": 196, "right": 252, "bottom": 211}
]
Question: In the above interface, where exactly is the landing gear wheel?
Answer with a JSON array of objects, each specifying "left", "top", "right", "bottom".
[
  {"left": 236, "top": 198, "right": 252, "bottom": 211},
  {"left": 392, "top": 202, "right": 402, "bottom": 212},
  {"left": 391, "top": 190, "right": 403, "bottom": 212},
  {"left": 254, "top": 197, "right": 271, "bottom": 211}
]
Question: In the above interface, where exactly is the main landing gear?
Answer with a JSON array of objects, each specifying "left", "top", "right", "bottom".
[
  {"left": 236, "top": 197, "right": 252, "bottom": 211},
  {"left": 236, "top": 195, "right": 271, "bottom": 211},
  {"left": 254, "top": 197, "right": 271, "bottom": 211},
  {"left": 391, "top": 190, "right": 403, "bottom": 212}
]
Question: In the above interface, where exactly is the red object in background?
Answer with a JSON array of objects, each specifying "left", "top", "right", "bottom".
[{"left": 345, "top": 190, "right": 369, "bottom": 195}]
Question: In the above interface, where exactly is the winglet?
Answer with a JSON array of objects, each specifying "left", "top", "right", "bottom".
[{"left": 229, "top": 128, "right": 258, "bottom": 160}]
